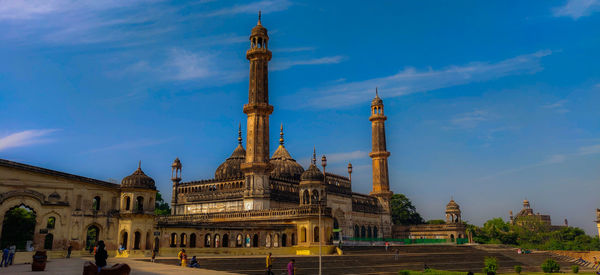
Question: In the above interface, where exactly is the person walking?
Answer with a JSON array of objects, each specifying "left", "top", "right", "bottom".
[
  {"left": 1, "top": 247, "right": 9, "bottom": 267},
  {"left": 287, "top": 259, "right": 295, "bottom": 275},
  {"left": 179, "top": 249, "right": 187, "bottom": 267},
  {"left": 266, "top": 252, "right": 274, "bottom": 275},
  {"left": 67, "top": 245, "right": 72, "bottom": 258},
  {"left": 7, "top": 244, "right": 15, "bottom": 265},
  {"left": 94, "top": 241, "right": 108, "bottom": 273}
]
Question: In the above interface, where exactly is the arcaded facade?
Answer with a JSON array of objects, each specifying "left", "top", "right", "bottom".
[{"left": 159, "top": 15, "right": 393, "bottom": 250}]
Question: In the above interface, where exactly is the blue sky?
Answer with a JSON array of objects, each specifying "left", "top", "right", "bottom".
[{"left": 1, "top": 0, "right": 599, "bottom": 233}]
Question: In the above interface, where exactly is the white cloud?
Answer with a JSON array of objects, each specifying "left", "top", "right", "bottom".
[
  {"left": 553, "top": 0, "right": 600, "bottom": 19},
  {"left": 205, "top": 0, "right": 292, "bottom": 17},
  {"left": 447, "top": 110, "right": 489, "bottom": 129},
  {"left": 541, "top": 100, "right": 569, "bottom": 113},
  {"left": 166, "top": 48, "right": 215, "bottom": 80},
  {"left": 0, "top": 129, "right": 59, "bottom": 151},
  {"left": 271, "top": 56, "right": 345, "bottom": 71},
  {"left": 298, "top": 50, "right": 553, "bottom": 109},
  {"left": 578, "top": 144, "right": 600, "bottom": 155},
  {"left": 325, "top": 150, "right": 368, "bottom": 164}
]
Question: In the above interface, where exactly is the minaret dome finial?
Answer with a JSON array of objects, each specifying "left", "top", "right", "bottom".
[
  {"left": 238, "top": 123, "right": 242, "bottom": 145},
  {"left": 312, "top": 147, "right": 316, "bottom": 165},
  {"left": 258, "top": 11, "right": 262, "bottom": 24},
  {"left": 279, "top": 123, "right": 284, "bottom": 145}
]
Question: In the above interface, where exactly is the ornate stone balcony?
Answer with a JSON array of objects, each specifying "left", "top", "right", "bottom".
[{"left": 157, "top": 205, "right": 331, "bottom": 226}]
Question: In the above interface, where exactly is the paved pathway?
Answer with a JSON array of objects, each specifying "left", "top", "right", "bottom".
[{"left": 0, "top": 257, "right": 240, "bottom": 275}]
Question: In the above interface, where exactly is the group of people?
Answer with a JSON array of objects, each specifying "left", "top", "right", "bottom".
[
  {"left": 177, "top": 249, "right": 200, "bottom": 268},
  {"left": 266, "top": 253, "right": 297, "bottom": 275},
  {"left": 0, "top": 245, "right": 16, "bottom": 267}
]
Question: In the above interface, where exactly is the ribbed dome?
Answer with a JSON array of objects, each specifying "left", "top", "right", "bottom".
[
  {"left": 270, "top": 125, "right": 304, "bottom": 179},
  {"left": 301, "top": 163, "right": 323, "bottom": 182},
  {"left": 251, "top": 12, "right": 268, "bottom": 37},
  {"left": 446, "top": 199, "right": 460, "bottom": 213},
  {"left": 121, "top": 162, "right": 156, "bottom": 190},
  {"left": 271, "top": 145, "right": 304, "bottom": 179},
  {"left": 215, "top": 144, "right": 246, "bottom": 180}
]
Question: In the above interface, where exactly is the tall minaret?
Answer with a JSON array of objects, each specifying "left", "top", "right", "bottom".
[
  {"left": 241, "top": 12, "right": 273, "bottom": 210},
  {"left": 369, "top": 88, "right": 392, "bottom": 211},
  {"left": 170, "top": 157, "right": 182, "bottom": 214}
]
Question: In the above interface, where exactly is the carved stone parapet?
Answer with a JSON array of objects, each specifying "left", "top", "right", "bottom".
[
  {"left": 369, "top": 151, "right": 391, "bottom": 158},
  {"left": 243, "top": 103, "right": 273, "bottom": 115}
]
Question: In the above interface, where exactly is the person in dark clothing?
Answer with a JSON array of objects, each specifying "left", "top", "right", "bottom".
[
  {"left": 94, "top": 240, "right": 108, "bottom": 273},
  {"left": 67, "top": 245, "right": 72, "bottom": 258}
]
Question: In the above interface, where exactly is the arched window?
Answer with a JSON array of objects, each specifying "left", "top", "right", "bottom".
[
  {"left": 303, "top": 190, "right": 310, "bottom": 205},
  {"left": 205, "top": 234, "right": 211, "bottom": 247},
  {"left": 301, "top": 227, "right": 307, "bottom": 242},
  {"left": 245, "top": 234, "right": 251, "bottom": 248},
  {"left": 44, "top": 234, "right": 54, "bottom": 250},
  {"left": 170, "top": 233, "right": 177, "bottom": 247},
  {"left": 374, "top": 226, "right": 378, "bottom": 239},
  {"left": 273, "top": 233, "right": 279, "bottom": 248},
  {"left": 266, "top": 234, "right": 271, "bottom": 247},
  {"left": 136, "top": 196, "right": 144, "bottom": 212},
  {"left": 282, "top": 233, "right": 287, "bottom": 247},
  {"left": 125, "top": 196, "right": 131, "bottom": 211},
  {"left": 120, "top": 231, "right": 128, "bottom": 250},
  {"left": 92, "top": 196, "right": 101, "bottom": 211},
  {"left": 333, "top": 218, "right": 339, "bottom": 240},
  {"left": 313, "top": 226, "right": 320, "bottom": 242},
  {"left": 236, "top": 234, "right": 243, "bottom": 247},
  {"left": 367, "top": 226, "right": 372, "bottom": 238},
  {"left": 291, "top": 233, "right": 296, "bottom": 246},
  {"left": 180, "top": 233, "right": 187, "bottom": 247},
  {"left": 134, "top": 231, "right": 141, "bottom": 250},
  {"left": 214, "top": 234, "right": 220, "bottom": 248},
  {"left": 252, "top": 234, "right": 259, "bottom": 247},
  {"left": 46, "top": 216, "right": 56, "bottom": 229},
  {"left": 311, "top": 190, "right": 319, "bottom": 203},
  {"left": 222, "top": 234, "right": 229, "bottom": 248},
  {"left": 354, "top": 225, "right": 360, "bottom": 238},
  {"left": 189, "top": 233, "right": 196, "bottom": 248},
  {"left": 361, "top": 226, "right": 366, "bottom": 238}
]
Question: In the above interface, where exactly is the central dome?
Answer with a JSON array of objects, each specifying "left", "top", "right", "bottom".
[
  {"left": 270, "top": 125, "right": 304, "bottom": 179},
  {"left": 121, "top": 162, "right": 156, "bottom": 190},
  {"left": 215, "top": 126, "right": 246, "bottom": 180}
]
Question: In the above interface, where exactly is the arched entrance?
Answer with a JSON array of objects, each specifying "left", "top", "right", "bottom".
[
  {"left": 189, "top": 233, "right": 196, "bottom": 248},
  {"left": 252, "top": 234, "right": 259, "bottom": 247},
  {"left": 222, "top": 234, "right": 229, "bottom": 248},
  {"left": 134, "top": 231, "right": 141, "bottom": 249},
  {"left": 44, "top": 234, "right": 54, "bottom": 250},
  {"left": 282, "top": 233, "right": 287, "bottom": 247},
  {"left": 204, "top": 234, "right": 211, "bottom": 247},
  {"left": 236, "top": 234, "right": 243, "bottom": 247},
  {"left": 121, "top": 231, "right": 128, "bottom": 250},
  {"left": 333, "top": 218, "right": 340, "bottom": 240},
  {"left": 1, "top": 205, "right": 36, "bottom": 250},
  {"left": 86, "top": 225, "right": 100, "bottom": 250}
]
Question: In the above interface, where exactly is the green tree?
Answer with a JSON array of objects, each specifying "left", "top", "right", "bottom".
[
  {"left": 1, "top": 206, "right": 36, "bottom": 249},
  {"left": 154, "top": 192, "right": 171, "bottom": 216},
  {"left": 390, "top": 194, "right": 424, "bottom": 225}
]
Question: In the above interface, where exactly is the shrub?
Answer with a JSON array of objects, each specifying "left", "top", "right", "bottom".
[
  {"left": 483, "top": 257, "right": 498, "bottom": 275},
  {"left": 571, "top": 265, "right": 579, "bottom": 274},
  {"left": 467, "top": 272, "right": 473, "bottom": 275},
  {"left": 514, "top": 265, "right": 522, "bottom": 274},
  {"left": 398, "top": 271, "right": 410, "bottom": 275},
  {"left": 541, "top": 258, "right": 560, "bottom": 273}
]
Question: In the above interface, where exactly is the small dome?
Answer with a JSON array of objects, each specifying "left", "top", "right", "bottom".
[
  {"left": 271, "top": 146, "right": 304, "bottom": 179},
  {"left": 371, "top": 88, "right": 383, "bottom": 106},
  {"left": 301, "top": 163, "right": 324, "bottom": 182},
  {"left": 251, "top": 12, "right": 268, "bottom": 37},
  {"left": 121, "top": 162, "right": 156, "bottom": 190},
  {"left": 446, "top": 199, "right": 460, "bottom": 213},
  {"left": 215, "top": 144, "right": 246, "bottom": 180},
  {"left": 172, "top": 157, "right": 181, "bottom": 168},
  {"left": 48, "top": 192, "right": 61, "bottom": 202}
]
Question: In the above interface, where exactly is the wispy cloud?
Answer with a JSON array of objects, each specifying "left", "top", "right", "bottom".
[
  {"left": 272, "top": 47, "right": 315, "bottom": 53},
  {"left": 446, "top": 110, "right": 490, "bottom": 129},
  {"left": 85, "top": 138, "right": 170, "bottom": 153},
  {"left": 325, "top": 150, "right": 368, "bottom": 163},
  {"left": 542, "top": 100, "right": 569, "bottom": 113},
  {"left": 0, "top": 129, "right": 59, "bottom": 151},
  {"left": 205, "top": 0, "right": 292, "bottom": 17},
  {"left": 296, "top": 50, "right": 553, "bottom": 109},
  {"left": 553, "top": 0, "right": 600, "bottom": 19},
  {"left": 166, "top": 48, "right": 215, "bottom": 80},
  {"left": 481, "top": 143, "right": 600, "bottom": 180},
  {"left": 271, "top": 56, "right": 345, "bottom": 71}
]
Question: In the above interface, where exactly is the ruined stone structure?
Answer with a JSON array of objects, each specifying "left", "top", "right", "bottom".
[
  {"left": 393, "top": 199, "right": 467, "bottom": 241},
  {"left": 0, "top": 159, "right": 156, "bottom": 256},
  {"left": 510, "top": 199, "right": 567, "bottom": 231}
]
